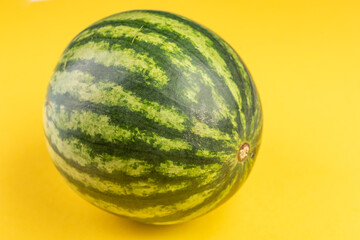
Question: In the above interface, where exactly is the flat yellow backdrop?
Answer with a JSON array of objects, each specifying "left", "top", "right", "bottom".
[{"left": 1, "top": 0, "right": 359, "bottom": 239}]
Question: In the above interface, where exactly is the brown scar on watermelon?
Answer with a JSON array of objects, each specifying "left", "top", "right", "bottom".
[
  {"left": 46, "top": 101, "right": 53, "bottom": 109},
  {"left": 237, "top": 142, "right": 250, "bottom": 162},
  {"left": 131, "top": 25, "right": 144, "bottom": 44}
]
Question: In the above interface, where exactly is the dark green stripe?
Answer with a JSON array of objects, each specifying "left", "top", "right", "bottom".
[
  {"left": 252, "top": 107, "right": 263, "bottom": 142},
  {"left": 205, "top": 161, "right": 247, "bottom": 211},
  {"left": 53, "top": 125, "right": 224, "bottom": 166},
  {"left": 54, "top": 58, "right": 191, "bottom": 116}
]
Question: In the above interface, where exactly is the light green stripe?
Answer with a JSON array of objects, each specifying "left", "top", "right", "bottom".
[
  {"left": 240, "top": 111, "right": 247, "bottom": 137},
  {"left": 51, "top": 70, "right": 187, "bottom": 132},
  {"left": 153, "top": 167, "right": 241, "bottom": 225},
  {"left": 46, "top": 102, "right": 191, "bottom": 152},
  {"left": 75, "top": 25, "right": 173, "bottom": 49},
  {"left": 193, "top": 149, "right": 238, "bottom": 187},
  {"left": 249, "top": 107, "right": 261, "bottom": 138},
  {"left": 44, "top": 117, "right": 152, "bottom": 176},
  {"left": 191, "top": 119, "right": 232, "bottom": 142},
  {"left": 100, "top": 11, "right": 243, "bottom": 111},
  {"left": 60, "top": 41, "right": 168, "bottom": 88},
  {"left": 46, "top": 139, "right": 190, "bottom": 197},
  {"left": 155, "top": 159, "right": 235, "bottom": 188},
  {"left": 195, "top": 149, "right": 232, "bottom": 159},
  {"left": 68, "top": 181, "right": 216, "bottom": 220},
  {"left": 155, "top": 160, "right": 221, "bottom": 178},
  {"left": 212, "top": 33, "right": 254, "bottom": 109}
]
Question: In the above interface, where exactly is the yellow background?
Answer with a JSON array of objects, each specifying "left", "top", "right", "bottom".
[{"left": 1, "top": 0, "right": 359, "bottom": 239}]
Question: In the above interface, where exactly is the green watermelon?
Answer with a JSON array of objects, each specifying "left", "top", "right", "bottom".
[{"left": 43, "top": 10, "right": 263, "bottom": 225}]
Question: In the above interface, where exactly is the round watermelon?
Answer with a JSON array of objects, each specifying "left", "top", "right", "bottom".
[{"left": 43, "top": 10, "right": 263, "bottom": 225}]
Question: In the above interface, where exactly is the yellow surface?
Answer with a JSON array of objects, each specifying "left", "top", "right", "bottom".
[{"left": 1, "top": 0, "right": 359, "bottom": 239}]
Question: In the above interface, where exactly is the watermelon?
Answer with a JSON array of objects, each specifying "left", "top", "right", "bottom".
[{"left": 43, "top": 10, "right": 263, "bottom": 225}]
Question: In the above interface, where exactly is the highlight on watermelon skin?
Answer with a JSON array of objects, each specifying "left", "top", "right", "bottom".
[{"left": 43, "top": 10, "right": 263, "bottom": 225}]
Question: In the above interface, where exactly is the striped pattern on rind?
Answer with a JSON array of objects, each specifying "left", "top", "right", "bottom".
[{"left": 44, "top": 10, "right": 263, "bottom": 224}]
